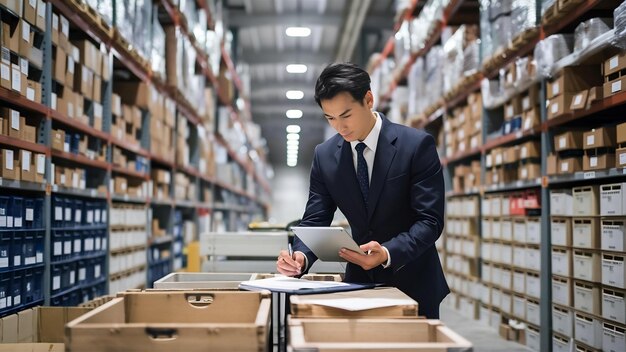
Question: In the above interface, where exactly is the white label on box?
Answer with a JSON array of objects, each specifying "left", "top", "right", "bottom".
[
  {"left": 521, "top": 147, "right": 528, "bottom": 159},
  {"left": 22, "top": 22, "right": 30, "bottom": 42},
  {"left": 52, "top": 14, "right": 58, "bottom": 30},
  {"left": 85, "top": 238, "right": 93, "bottom": 251},
  {"left": 506, "top": 106, "right": 513, "bottom": 117},
  {"left": 95, "top": 265, "right": 101, "bottom": 278},
  {"left": 61, "top": 17, "right": 69, "bottom": 37},
  {"left": 102, "top": 238, "right": 106, "bottom": 250},
  {"left": 561, "top": 162, "right": 569, "bottom": 172},
  {"left": 69, "top": 270, "right": 75, "bottom": 285},
  {"left": 521, "top": 168, "right": 528, "bottom": 179},
  {"left": 584, "top": 171, "right": 596, "bottom": 179},
  {"left": 20, "top": 58, "right": 28, "bottom": 75},
  {"left": 1, "top": 63, "right": 9, "bottom": 80},
  {"left": 0, "top": 298, "right": 5, "bottom": 309},
  {"left": 574, "top": 94, "right": 583, "bottom": 106},
  {"left": 524, "top": 117, "right": 532, "bottom": 130},
  {"left": 611, "top": 56, "right": 619, "bottom": 70},
  {"left": 24, "top": 255, "right": 34, "bottom": 265},
  {"left": 51, "top": 93, "right": 56, "bottom": 109},
  {"left": 95, "top": 237, "right": 100, "bottom": 250},
  {"left": 1, "top": 47, "right": 9, "bottom": 64},
  {"left": 587, "top": 135, "right": 595, "bottom": 146},
  {"left": 72, "top": 173, "right": 78, "bottom": 188},
  {"left": 0, "top": 257, "right": 8, "bottom": 268},
  {"left": 74, "top": 239, "right": 81, "bottom": 253},
  {"left": 613, "top": 80, "right": 622, "bottom": 93},
  {"left": 79, "top": 268, "right": 86, "bottom": 281},
  {"left": 14, "top": 216, "right": 21, "bottom": 227},
  {"left": 0, "top": 216, "right": 5, "bottom": 227},
  {"left": 22, "top": 151, "right": 31, "bottom": 172},
  {"left": 55, "top": 206, "right": 62, "bottom": 220},
  {"left": 26, "top": 87, "right": 35, "bottom": 101},
  {"left": 82, "top": 66, "right": 87, "bottom": 82},
  {"left": 6, "top": 216, "right": 12, "bottom": 228},
  {"left": 552, "top": 102, "right": 559, "bottom": 114},
  {"left": 36, "top": 252, "right": 42, "bottom": 262},
  {"left": 29, "top": 0, "right": 36, "bottom": 8},
  {"left": 522, "top": 97, "right": 530, "bottom": 110},
  {"left": 37, "top": 0, "right": 45, "bottom": 18},
  {"left": 590, "top": 157, "right": 598, "bottom": 168},
  {"left": 102, "top": 210, "right": 107, "bottom": 222},
  {"left": 52, "top": 276, "right": 60, "bottom": 290},
  {"left": 559, "top": 137, "right": 567, "bottom": 149},
  {"left": 68, "top": 57, "right": 74, "bottom": 74},
  {"left": 67, "top": 103, "right": 74, "bottom": 118},
  {"left": 36, "top": 154, "right": 45, "bottom": 174},
  {"left": 63, "top": 141, "right": 69, "bottom": 153},
  {"left": 11, "top": 110, "right": 19, "bottom": 130},
  {"left": 11, "top": 66, "right": 20, "bottom": 91},
  {"left": 75, "top": 209, "right": 81, "bottom": 223},
  {"left": 94, "top": 103, "right": 103, "bottom": 118},
  {"left": 5, "top": 150, "right": 13, "bottom": 170},
  {"left": 553, "top": 82, "right": 560, "bottom": 96},
  {"left": 86, "top": 210, "right": 93, "bottom": 223},
  {"left": 25, "top": 208, "right": 33, "bottom": 221},
  {"left": 95, "top": 209, "right": 101, "bottom": 223},
  {"left": 620, "top": 153, "right": 626, "bottom": 166},
  {"left": 63, "top": 240, "right": 71, "bottom": 254},
  {"left": 64, "top": 207, "right": 71, "bottom": 221},
  {"left": 13, "top": 294, "right": 20, "bottom": 306},
  {"left": 13, "top": 255, "right": 19, "bottom": 266}
]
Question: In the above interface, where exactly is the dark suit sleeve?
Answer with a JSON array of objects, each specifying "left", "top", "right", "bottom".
[
  {"left": 383, "top": 133, "right": 445, "bottom": 271},
  {"left": 293, "top": 145, "right": 337, "bottom": 267}
]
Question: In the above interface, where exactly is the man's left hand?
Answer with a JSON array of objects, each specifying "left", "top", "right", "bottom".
[{"left": 338, "top": 241, "right": 388, "bottom": 270}]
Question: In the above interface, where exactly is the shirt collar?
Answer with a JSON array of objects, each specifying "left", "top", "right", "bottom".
[{"left": 350, "top": 112, "right": 382, "bottom": 153}]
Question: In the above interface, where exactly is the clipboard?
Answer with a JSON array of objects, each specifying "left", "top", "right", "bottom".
[{"left": 291, "top": 226, "right": 365, "bottom": 262}]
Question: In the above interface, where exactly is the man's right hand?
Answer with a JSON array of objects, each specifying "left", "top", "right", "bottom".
[{"left": 276, "top": 250, "right": 305, "bottom": 276}]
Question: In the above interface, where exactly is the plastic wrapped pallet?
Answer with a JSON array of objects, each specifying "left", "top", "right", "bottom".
[
  {"left": 511, "top": 0, "right": 537, "bottom": 35},
  {"left": 395, "top": 21, "right": 412, "bottom": 66},
  {"left": 492, "top": 16, "right": 513, "bottom": 52},
  {"left": 409, "top": 18, "right": 429, "bottom": 53},
  {"left": 115, "top": 0, "right": 136, "bottom": 46},
  {"left": 574, "top": 18, "right": 614, "bottom": 52},
  {"left": 151, "top": 9, "right": 166, "bottom": 78},
  {"left": 443, "top": 26, "right": 465, "bottom": 94},
  {"left": 534, "top": 34, "right": 574, "bottom": 78},
  {"left": 464, "top": 40, "right": 479, "bottom": 75},
  {"left": 490, "top": 0, "right": 513, "bottom": 21},
  {"left": 425, "top": 45, "right": 444, "bottom": 108},
  {"left": 133, "top": 0, "right": 152, "bottom": 58},
  {"left": 615, "top": 2, "right": 626, "bottom": 49},
  {"left": 408, "top": 57, "right": 426, "bottom": 116},
  {"left": 97, "top": 0, "right": 113, "bottom": 26}
]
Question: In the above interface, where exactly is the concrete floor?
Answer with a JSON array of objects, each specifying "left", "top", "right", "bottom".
[{"left": 440, "top": 305, "right": 534, "bottom": 352}]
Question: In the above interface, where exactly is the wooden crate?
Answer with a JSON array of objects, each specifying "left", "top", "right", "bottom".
[
  {"left": 288, "top": 318, "right": 472, "bottom": 351},
  {"left": 290, "top": 288, "right": 418, "bottom": 318},
  {"left": 66, "top": 291, "right": 271, "bottom": 352}
]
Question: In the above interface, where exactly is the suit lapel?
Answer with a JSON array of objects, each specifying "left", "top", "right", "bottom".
[
  {"left": 335, "top": 139, "right": 368, "bottom": 217},
  {"left": 368, "top": 116, "right": 397, "bottom": 220}
]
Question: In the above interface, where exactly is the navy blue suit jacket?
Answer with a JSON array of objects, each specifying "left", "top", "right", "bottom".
[{"left": 293, "top": 114, "right": 449, "bottom": 317}]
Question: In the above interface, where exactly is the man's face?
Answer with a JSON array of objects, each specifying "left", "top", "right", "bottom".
[{"left": 320, "top": 91, "right": 375, "bottom": 142}]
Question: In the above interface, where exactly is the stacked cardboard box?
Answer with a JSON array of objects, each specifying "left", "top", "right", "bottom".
[
  {"left": 0, "top": 1, "right": 45, "bottom": 100},
  {"left": 176, "top": 113, "right": 190, "bottom": 168},
  {"left": 444, "top": 93, "right": 483, "bottom": 158},
  {"left": 604, "top": 52, "right": 626, "bottom": 98},
  {"left": 174, "top": 172, "right": 194, "bottom": 201},
  {"left": 110, "top": 84, "right": 144, "bottom": 146},
  {"left": 547, "top": 66, "right": 603, "bottom": 120},
  {"left": 151, "top": 168, "right": 171, "bottom": 201},
  {"left": 548, "top": 131, "right": 584, "bottom": 176},
  {"left": 452, "top": 161, "right": 481, "bottom": 194},
  {"left": 149, "top": 90, "right": 175, "bottom": 161},
  {"left": 0, "top": 147, "right": 44, "bottom": 183},
  {"left": 109, "top": 203, "right": 147, "bottom": 293}
]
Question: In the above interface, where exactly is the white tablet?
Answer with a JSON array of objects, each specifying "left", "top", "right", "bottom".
[{"left": 291, "top": 226, "right": 366, "bottom": 262}]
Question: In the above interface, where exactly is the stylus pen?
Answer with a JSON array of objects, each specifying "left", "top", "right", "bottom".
[{"left": 288, "top": 242, "right": 294, "bottom": 258}]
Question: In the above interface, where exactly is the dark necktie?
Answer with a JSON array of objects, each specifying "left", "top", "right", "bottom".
[{"left": 355, "top": 142, "right": 369, "bottom": 205}]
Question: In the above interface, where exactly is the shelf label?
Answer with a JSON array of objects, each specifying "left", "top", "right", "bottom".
[
  {"left": 63, "top": 240, "right": 72, "bottom": 254},
  {"left": 613, "top": 80, "right": 622, "bottom": 93},
  {"left": 583, "top": 171, "right": 596, "bottom": 179},
  {"left": 561, "top": 162, "right": 569, "bottom": 172},
  {"left": 69, "top": 270, "right": 75, "bottom": 285},
  {"left": 22, "top": 151, "right": 31, "bottom": 172},
  {"left": 54, "top": 206, "right": 62, "bottom": 220},
  {"left": 551, "top": 102, "right": 559, "bottom": 114},
  {"left": 52, "top": 276, "right": 60, "bottom": 290},
  {"left": 22, "top": 22, "right": 30, "bottom": 42},
  {"left": 25, "top": 208, "right": 33, "bottom": 221},
  {"left": 552, "top": 82, "right": 560, "bottom": 96},
  {"left": 5, "top": 150, "right": 13, "bottom": 171},
  {"left": 590, "top": 157, "right": 598, "bottom": 168},
  {"left": 574, "top": 94, "right": 583, "bottom": 106},
  {"left": 79, "top": 268, "right": 86, "bottom": 281},
  {"left": 95, "top": 265, "right": 101, "bottom": 278},
  {"left": 587, "top": 135, "right": 595, "bottom": 146},
  {"left": 20, "top": 58, "right": 28, "bottom": 75},
  {"left": 11, "top": 110, "right": 19, "bottom": 130},
  {"left": 74, "top": 239, "right": 81, "bottom": 253},
  {"left": 36, "top": 252, "right": 42, "bottom": 263},
  {"left": 13, "top": 255, "right": 20, "bottom": 266},
  {"left": 10, "top": 65, "right": 19, "bottom": 91}
]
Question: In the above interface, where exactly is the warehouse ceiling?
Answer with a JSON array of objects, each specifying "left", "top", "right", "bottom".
[{"left": 225, "top": 0, "right": 395, "bottom": 170}]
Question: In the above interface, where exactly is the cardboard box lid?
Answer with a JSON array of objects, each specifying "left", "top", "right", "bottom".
[{"left": 36, "top": 307, "right": 92, "bottom": 343}]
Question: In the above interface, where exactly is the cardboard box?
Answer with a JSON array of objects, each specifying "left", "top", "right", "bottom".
[
  {"left": 519, "top": 163, "right": 540, "bottom": 180},
  {"left": 53, "top": 46, "right": 65, "bottom": 84},
  {"left": 573, "top": 185, "right": 600, "bottom": 216},
  {"left": 92, "top": 75, "right": 101, "bottom": 103},
  {"left": 584, "top": 126, "right": 616, "bottom": 150},
  {"left": 559, "top": 157, "right": 582, "bottom": 174},
  {"left": 1, "top": 16, "right": 19, "bottom": 53},
  {"left": 519, "top": 141, "right": 540, "bottom": 160},
  {"left": 551, "top": 217, "right": 572, "bottom": 246},
  {"left": 521, "top": 84, "right": 540, "bottom": 112},
  {"left": 18, "top": 20, "right": 32, "bottom": 59},
  {"left": 66, "top": 291, "right": 271, "bottom": 352},
  {"left": 113, "top": 176, "right": 127, "bottom": 194},
  {"left": 288, "top": 318, "right": 472, "bottom": 351},
  {"left": 555, "top": 131, "right": 584, "bottom": 151},
  {"left": 548, "top": 93, "right": 575, "bottom": 119},
  {"left": 290, "top": 288, "right": 418, "bottom": 318},
  {"left": 584, "top": 153, "right": 615, "bottom": 171},
  {"left": 552, "top": 247, "right": 572, "bottom": 277},
  {"left": 602, "top": 287, "right": 625, "bottom": 324},
  {"left": 25, "top": 80, "right": 41, "bottom": 104},
  {"left": 34, "top": 153, "right": 44, "bottom": 183},
  {"left": 548, "top": 66, "right": 603, "bottom": 99},
  {"left": 64, "top": 54, "right": 75, "bottom": 90},
  {"left": 587, "top": 86, "right": 604, "bottom": 107},
  {"left": 552, "top": 305, "right": 573, "bottom": 337},
  {"left": 570, "top": 90, "right": 588, "bottom": 110},
  {"left": 605, "top": 76, "right": 626, "bottom": 97},
  {"left": 575, "top": 312, "right": 603, "bottom": 349},
  {"left": 22, "top": 123, "right": 36, "bottom": 144},
  {"left": 602, "top": 253, "right": 626, "bottom": 289},
  {"left": 602, "top": 219, "right": 626, "bottom": 252},
  {"left": 0, "top": 0, "right": 22, "bottom": 15},
  {"left": 547, "top": 153, "right": 558, "bottom": 175},
  {"left": 0, "top": 314, "right": 18, "bottom": 343},
  {"left": 51, "top": 129, "right": 65, "bottom": 151},
  {"left": 504, "top": 97, "right": 522, "bottom": 120},
  {"left": 603, "top": 322, "right": 626, "bottom": 352},
  {"left": 0, "top": 50, "right": 10, "bottom": 89},
  {"left": 573, "top": 218, "right": 600, "bottom": 249},
  {"left": 600, "top": 183, "right": 626, "bottom": 216},
  {"left": 0, "top": 148, "right": 18, "bottom": 180},
  {"left": 605, "top": 53, "right": 626, "bottom": 76},
  {"left": 573, "top": 251, "right": 602, "bottom": 284},
  {"left": 552, "top": 276, "right": 572, "bottom": 306},
  {"left": 115, "top": 81, "right": 149, "bottom": 109},
  {"left": 36, "top": 0, "right": 46, "bottom": 32},
  {"left": 617, "top": 122, "right": 626, "bottom": 145},
  {"left": 74, "top": 65, "right": 92, "bottom": 100}
]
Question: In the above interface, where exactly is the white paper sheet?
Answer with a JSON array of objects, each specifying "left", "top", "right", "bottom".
[
  {"left": 300, "top": 297, "right": 416, "bottom": 311},
  {"left": 239, "top": 276, "right": 349, "bottom": 291}
]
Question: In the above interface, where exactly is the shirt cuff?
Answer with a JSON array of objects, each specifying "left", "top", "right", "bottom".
[
  {"left": 295, "top": 251, "right": 308, "bottom": 271},
  {"left": 381, "top": 246, "right": 391, "bottom": 268}
]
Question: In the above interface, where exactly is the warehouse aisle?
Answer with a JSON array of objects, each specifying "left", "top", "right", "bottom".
[{"left": 440, "top": 306, "right": 533, "bottom": 352}]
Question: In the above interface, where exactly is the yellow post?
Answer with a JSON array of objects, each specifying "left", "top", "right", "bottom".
[{"left": 186, "top": 241, "right": 201, "bottom": 272}]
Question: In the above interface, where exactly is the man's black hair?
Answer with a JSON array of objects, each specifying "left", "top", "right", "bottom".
[{"left": 314, "top": 63, "right": 371, "bottom": 107}]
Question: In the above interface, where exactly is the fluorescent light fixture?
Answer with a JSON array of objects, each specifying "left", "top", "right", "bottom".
[
  {"left": 287, "top": 133, "right": 300, "bottom": 140},
  {"left": 285, "top": 27, "right": 311, "bottom": 37},
  {"left": 286, "top": 64, "right": 307, "bottom": 73},
  {"left": 287, "top": 148, "right": 298, "bottom": 154},
  {"left": 287, "top": 140, "right": 299, "bottom": 147},
  {"left": 286, "top": 125, "right": 301, "bottom": 133},
  {"left": 287, "top": 160, "right": 297, "bottom": 167},
  {"left": 286, "top": 91, "right": 304, "bottom": 100},
  {"left": 286, "top": 109, "right": 303, "bottom": 119}
]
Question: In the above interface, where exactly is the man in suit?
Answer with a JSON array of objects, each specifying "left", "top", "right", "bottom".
[{"left": 276, "top": 63, "right": 448, "bottom": 318}]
